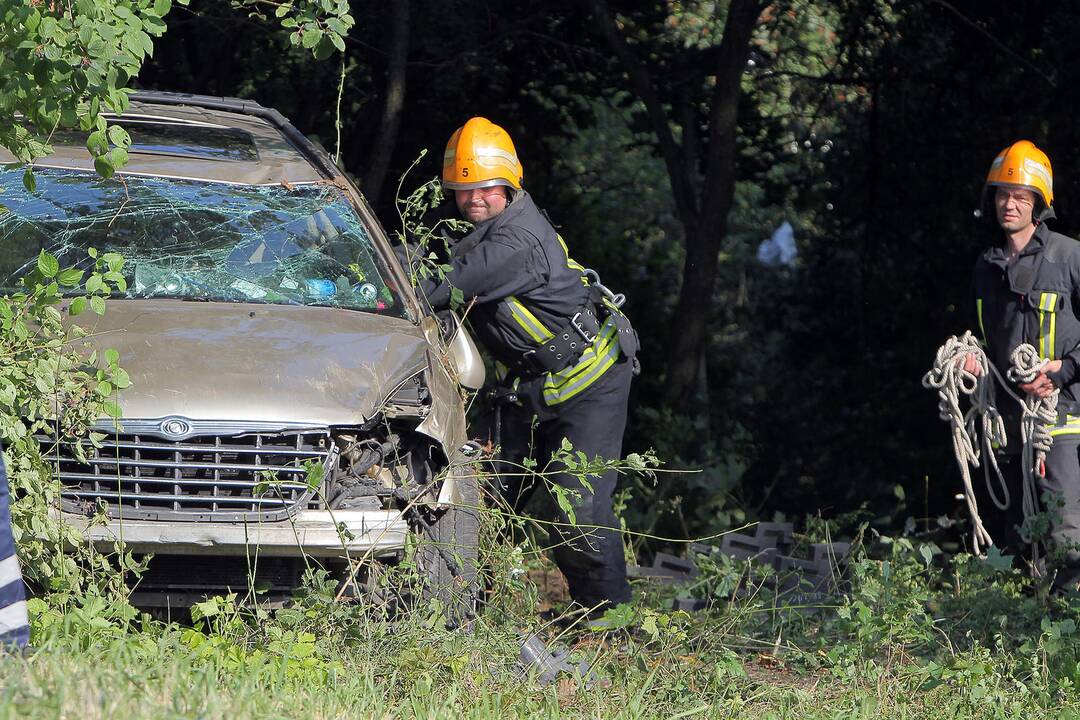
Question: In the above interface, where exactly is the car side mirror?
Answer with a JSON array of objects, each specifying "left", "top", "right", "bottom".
[{"left": 445, "top": 312, "right": 485, "bottom": 390}]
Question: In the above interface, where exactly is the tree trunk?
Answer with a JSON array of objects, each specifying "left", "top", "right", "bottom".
[
  {"left": 663, "top": 0, "right": 765, "bottom": 401},
  {"left": 665, "top": 228, "right": 724, "bottom": 397},
  {"left": 586, "top": 0, "right": 764, "bottom": 402},
  {"left": 361, "top": 0, "right": 409, "bottom": 205}
]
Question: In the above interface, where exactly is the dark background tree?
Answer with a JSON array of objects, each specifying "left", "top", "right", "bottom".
[{"left": 134, "top": 0, "right": 1080, "bottom": 551}]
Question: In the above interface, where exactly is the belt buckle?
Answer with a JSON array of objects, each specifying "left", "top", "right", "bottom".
[{"left": 570, "top": 311, "right": 595, "bottom": 343}]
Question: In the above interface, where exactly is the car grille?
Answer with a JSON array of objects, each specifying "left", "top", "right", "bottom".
[{"left": 36, "top": 428, "right": 332, "bottom": 522}]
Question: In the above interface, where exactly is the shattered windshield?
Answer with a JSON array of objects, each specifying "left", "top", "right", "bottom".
[{"left": 0, "top": 167, "right": 405, "bottom": 317}]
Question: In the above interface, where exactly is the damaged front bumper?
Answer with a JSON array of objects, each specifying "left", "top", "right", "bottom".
[{"left": 59, "top": 508, "right": 409, "bottom": 559}]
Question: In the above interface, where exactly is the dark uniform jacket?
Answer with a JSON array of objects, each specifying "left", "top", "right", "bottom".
[
  {"left": 973, "top": 222, "right": 1080, "bottom": 420},
  {"left": 416, "top": 189, "right": 630, "bottom": 410},
  {"left": 421, "top": 191, "right": 627, "bottom": 382}
]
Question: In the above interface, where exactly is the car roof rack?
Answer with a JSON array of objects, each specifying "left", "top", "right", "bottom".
[{"left": 129, "top": 91, "right": 341, "bottom": 181}]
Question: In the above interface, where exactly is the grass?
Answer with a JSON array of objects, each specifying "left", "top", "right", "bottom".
[
  {"left": 0, "top": 612, "right": 1073, "bottom": 719},
  {"left": 4, "top": 528, "right": 1080, "bottom": 719}
]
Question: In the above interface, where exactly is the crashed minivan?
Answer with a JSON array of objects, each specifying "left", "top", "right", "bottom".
[{"left": 0, "top": 92, "right": 484, "bottom": 615}]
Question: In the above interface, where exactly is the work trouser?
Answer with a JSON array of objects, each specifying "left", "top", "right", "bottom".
[
  {"left": 490, "top": 356, "right": 634, "bottom": 611},
  {"left": 0, "top": 453, "right": 29, "bottom": 648},
  {"left": 1042, "top": 433, "right": 1080, "bottom": 591},
  {"left": 982, "top": 435, "right": 1080, "bottom": 592}
]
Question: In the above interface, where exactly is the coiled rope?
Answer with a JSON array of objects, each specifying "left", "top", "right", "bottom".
[{"left": 922, "top": 332, "right": 1058, "bottom": 556}]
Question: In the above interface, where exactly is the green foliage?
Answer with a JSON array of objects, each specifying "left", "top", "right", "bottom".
[
  {"left": 1, "top": 0, "right": 350, "bottom": 180},
  {"left": 2, "top": 249, "right": 132, "bottom": 600},
  {"left": 0, "top": 0, "right": 184, "bottom": 172},
  {"left": 390, "top": 162, "right": 473, "bottom": 309},
  {"left": 6, "top": 528, "right": 1080, "bottom": 717},
  {"left": 231, "top": 0, "right": 354, "bottom": 60},
  {"left": 827, "top": 536, "right": 938, "bottom": 666}
]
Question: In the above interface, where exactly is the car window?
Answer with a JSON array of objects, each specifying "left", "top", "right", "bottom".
[
  {"left": 51, "top": 122, "right": 260, "bottom": 162},
  {"left": 0, "top": 167, "right": 405, "bottom": 317}
]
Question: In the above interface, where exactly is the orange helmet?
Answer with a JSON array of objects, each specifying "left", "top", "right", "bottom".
[
  {"left": 442, "top": 117, "right": 523, "bottom": 191},
  {"left": 985, "top": 140, "right": 1053, "bottom": 208}
]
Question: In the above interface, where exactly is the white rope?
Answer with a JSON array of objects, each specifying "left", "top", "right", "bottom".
[
  {"left": 922, "top": 332, "right": 1057, "bottom": 556},
  {"left": 1006, "top": 344, "right": 1058, "bottom": 543}
]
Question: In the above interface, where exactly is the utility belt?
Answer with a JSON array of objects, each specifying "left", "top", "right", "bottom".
[{"left": 517, "top": 286, "right": 639, "bottom": 376}]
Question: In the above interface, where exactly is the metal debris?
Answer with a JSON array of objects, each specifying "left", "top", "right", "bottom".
[
  {"left": 625, "top": 522, "right": 853, "bottom": 613},
  {"left": 517, "top": 633, "right": 600, "bottom": 689}
]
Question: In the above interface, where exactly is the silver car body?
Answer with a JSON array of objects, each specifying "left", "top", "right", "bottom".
[{"left": 0, "top": 93, "right": 482, "bottom": 599}]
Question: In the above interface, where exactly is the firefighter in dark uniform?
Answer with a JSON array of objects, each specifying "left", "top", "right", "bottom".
[
  {"left": 967, "top": 140, "right": 1080, "bottom": 593},
  {"left": 419, "top": 117, "right": 639, "bottom": 613}
]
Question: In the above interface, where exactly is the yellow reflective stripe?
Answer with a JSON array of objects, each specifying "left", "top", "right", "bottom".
[
  {"left": 1051, "top": 415, "right": 1080, "bottom": 437},
  {"left": 1038, "top": 292, "right": 1059, "bottom": 360},
  {"left": 506, "top": 296, "right": 553, "bottom": 343},
  {"left": 976, "top": 298, "right": 986, "bottom": 342},
  {"left": 545, "top": 318, "right": 618, "bottom": 390},
  {"left": 542, "top": 318, "right": 620, "bottom": 404},
  {"left": 544, "top": 338, "right": 620, "bottom": 404},
  {"left": 556, "top": 234, "right": 588, "bottom": 276},
  {"left": 1049, "top": 308, "right": 1057, "bottom": 360}
]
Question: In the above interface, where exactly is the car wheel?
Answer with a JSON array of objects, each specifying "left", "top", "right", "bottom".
[{"left": 416, "top": 464, "right": 480, "bottom": 629}]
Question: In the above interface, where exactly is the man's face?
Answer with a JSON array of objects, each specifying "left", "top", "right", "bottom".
[
  {"left": 455, "top": 186, "right": 509, "bottom": 223},
  {"left": 994, "top": 186, "right": 1037, "bottom": 233}
]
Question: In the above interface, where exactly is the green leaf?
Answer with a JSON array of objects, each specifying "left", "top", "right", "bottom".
[
  {"left": 143, "top": 14, "right": 166, "bottom": 34},
  {"left": 37, "top": 251, "right": 59, "bottom": 278},
  {"left": 133, "top": 30, "right": 154, "bottom": 58},
  {"left": 96, "top": 380, "right": 113, "bottom": 397},
  {"left": 90, "top": 294, "right": 106, "bottom": 315},
  {"left": 330, "top": 32, "right": 345, "bottom": 53},
  {"left": 68, "top": 296, "right": 87, "bottom": 316},
  {"left": 104, "top": 348, "right": 119, "bottom": 367},
  {"left": 551, "top": 485, "right": 577, "bottom": 524},
  {"left": 301, "top": 29, "right": 322, "bottom": 49},
  {"left": 93, "top": 154, "right": 115, "bottom": 179},
  {"left": 22, "top": 168, "right": 36, "bottom": 193},
  {"left": 918, "top": 544, "right": 934, "bottom": 566},
  {"left": 112, "top": 368, "right": 131, "bottom": 389},
  {"left": 103, "top": 253, "right": 124, "bottom": 273},
  {"left": 110, "top": 146, "right": 128, "bottom": 169},
  {"left": 326, "top": 17, "right": 349, "bottom": 36},
  {"left": 982, "top": 546, "right": 1014, "bottom": 573},
  {"left": 57, "top": 268, "right": 84, "bottom": 287},
  {"left": 102, "top": 401, "right": 122, "bottom": 419},
  {"left": 313, "top": 35, "right": 336, "bottom": 60},
  {"left": 640, "top": 613, "right": 659, "bottom": 641},
  {"left": 86, "top": 129, "right": 108, "bottom": 156},
  {"left": 106, "top": 124, "right": 130, "bottom": 148}
]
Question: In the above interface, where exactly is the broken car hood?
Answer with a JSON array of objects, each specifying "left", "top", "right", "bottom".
[{"left": 76, "top": 299, "right": 429, "bottom": 426}]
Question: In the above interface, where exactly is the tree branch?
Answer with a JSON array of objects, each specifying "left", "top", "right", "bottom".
[
  {"left": 700, "top": 0, "right": 768, "bottom": 232},
  {"left": 928, "top": 0, "right": 1056, "bottom": 88},
  {"left": 585, "top": 0, "right": 701, "bottom": 232}
]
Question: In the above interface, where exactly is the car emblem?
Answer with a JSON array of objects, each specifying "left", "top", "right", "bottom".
[{"left": 159, "top": 418, "right": 192, "bottom": 438}]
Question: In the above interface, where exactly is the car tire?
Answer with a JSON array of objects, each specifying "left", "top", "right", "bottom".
[{"left": 417, "top": 464, "right": 480, "bottom": 630}]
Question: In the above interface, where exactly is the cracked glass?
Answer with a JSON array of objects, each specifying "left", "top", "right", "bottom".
[{"left": 0, "top": 167, "right": 405, "bottom": 317}]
